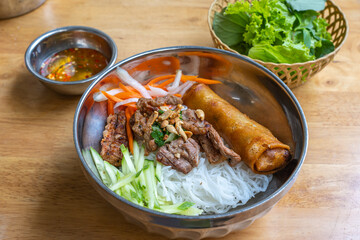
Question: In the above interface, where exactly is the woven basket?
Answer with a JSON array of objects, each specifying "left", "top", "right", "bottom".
[{"left": 208, "top": 0, "right": 348, "bottom": 88}]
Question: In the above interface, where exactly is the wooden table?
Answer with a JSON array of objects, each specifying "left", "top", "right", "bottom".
[{"left": 1, "top": 0, "right": 359, "bottom": 239}]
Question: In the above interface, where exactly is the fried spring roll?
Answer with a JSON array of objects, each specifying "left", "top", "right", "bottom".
[{"left": 183, "top": 84, "right": 291, "bottom": 174}]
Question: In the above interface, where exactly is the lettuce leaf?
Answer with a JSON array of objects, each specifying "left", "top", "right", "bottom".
[
  {"left": 212, "top": 0, "right": 334, "bottom": 63},
  {"left": 287, "top": 0, "right": 326, "bottom": 12},
  {"left": 248, "top": 42, "right": 315, "bottom": 63},
  {"left": 213, "top": 9, "right": 249, "bottom": 47}
]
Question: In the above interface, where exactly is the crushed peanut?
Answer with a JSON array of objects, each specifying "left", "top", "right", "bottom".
[
  {"left": 195, "top": 109, "right": 205, "bottom": 121},
  {"left": 175, "top": 120, "right": 187, "bottom": 141},
  {"left": 166, "top": 125, "right": 178, "bottom": 135},
  {"left": 160, "top": 120, "right": 169, "bottom": 129},
  {"left": 184, "top": 131, "right": 193, "bottom": 138}
]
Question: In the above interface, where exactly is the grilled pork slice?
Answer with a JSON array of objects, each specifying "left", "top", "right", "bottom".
[
  {"left": 100, "top": 110, "right": 128, "bottom": 166},
  {"left": 196, "top": 126, "right": 241, "bottom": 166},
  {"left": 182, "top": 109, "right": 241, "bottom": 166},
  {"left": 156, "top": 138, "right": 200, "bottom": 174},
  {"left": 136, "top": 94, "right": 182, "bottom": 115}
]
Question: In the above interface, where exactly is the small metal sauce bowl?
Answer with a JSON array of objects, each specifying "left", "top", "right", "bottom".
[{"left": 25, "top": 26, "right": 117, "bottom": 95}]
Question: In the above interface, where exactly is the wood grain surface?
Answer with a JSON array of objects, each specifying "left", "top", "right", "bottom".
[{"left": 0, "top": 0, "right": 359, "bottom": 239}]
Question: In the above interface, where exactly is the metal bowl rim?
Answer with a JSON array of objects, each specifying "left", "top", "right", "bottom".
[
  {"left": 73, "top": 45, "right": 308, "bottom": 220},
  {"left": 24, "top": 25, "right": 118, "bottom": 86}
]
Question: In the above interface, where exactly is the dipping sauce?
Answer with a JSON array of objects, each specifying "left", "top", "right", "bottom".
[{"left": 39, "top": 48, "right": 108, "bottom": 82}]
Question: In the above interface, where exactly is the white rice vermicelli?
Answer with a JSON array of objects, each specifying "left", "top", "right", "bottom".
[{"left": 157, "top": 153, "right": 272, "bottom": 214}]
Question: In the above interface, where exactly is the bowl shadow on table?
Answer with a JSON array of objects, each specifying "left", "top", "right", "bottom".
[{"left": 8, "top": 71, "right": 80, "bottom": 115}]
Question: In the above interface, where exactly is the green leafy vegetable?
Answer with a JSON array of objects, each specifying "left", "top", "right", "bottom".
[
  {"left": 287, "top": 0, "right": 326, "bottom": 12},
  {"left": 248, "top": 41, "right": 315, "bottom": 63},
  {"left": 212, "top": 0, "right": 334, "bottom": 64}
]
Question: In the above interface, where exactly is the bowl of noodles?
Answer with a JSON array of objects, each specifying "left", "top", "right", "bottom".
[{"left": 73, "top": 46, "right": 308, "bottom": 239}]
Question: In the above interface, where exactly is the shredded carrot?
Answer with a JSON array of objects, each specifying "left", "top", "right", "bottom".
[
  {"left": 124, "top": 103, "right": 137, "bottom": 108},
  {"left": 146, "top": 75, "right": 176, "bottom": 86},
  {"left": 118, "top": 82, "right": 135, "bottom": 93},
  {"left": 174, "top": 94, "right": 182, "bottom": 97},
  {"left": 107, "top": 100, "right": 114, "bottom": 115},
  {"left": 155, "top": 78, "right": 175, "bottom": 88},
  {"left": 101, "top": 91, "right": 123, "bottom": 102},
  {"left": 125, "top": 107, "right": 134, "bottom": 154},
  {"left": 181, "top": 77, "right": 222, "bottom": 85},
  {"left": 181, "top": 75, "right": 198, "bottom": 81},
  {"left": 115, "top": 91, "right": 142, "bottom": 99}
]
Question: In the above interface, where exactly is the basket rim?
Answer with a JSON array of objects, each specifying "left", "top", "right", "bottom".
[{"left": 207, "top": 0, "right": 349, "bottom": 67}]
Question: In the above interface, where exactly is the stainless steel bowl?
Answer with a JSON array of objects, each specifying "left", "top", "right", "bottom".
[
  {"left": 73, "top": 46, "right": 308, "bottom": 239},
  {"left": 25, "top": 26, "right": 117, "bottom": 95},
  {"left": 0, "top": 0, "right": 46, "bottom": 19}
]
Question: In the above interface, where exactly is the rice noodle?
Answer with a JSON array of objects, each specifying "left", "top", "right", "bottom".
[
  {"left": 157, "top": 153, "right": 272, "bottom": 214},
  {"left": 116, "top": 67, "right": 151, "bottom": 98}
]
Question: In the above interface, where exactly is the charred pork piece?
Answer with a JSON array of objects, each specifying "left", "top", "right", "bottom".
[
  {"left": 181, "top": 109, "right": 210, "bottom": 135},
  {"left": 156, "top": 138, "right": 200, "bottom": 174},
  {"left": 182, "top": 108, "right": 241, "bottom": 166},
  {"left": 130, "top": 109, "right": 159, "bottom": 153},
  {"left": 143, "top": 111, "right": 159, "bottom": 152},
  {"left": 130, "top": 110, "right": 147, "bottom": 138},
  {"left": 196, "top": 126, "right": 241, "bottom": 166},
  {"left": 136, "top": 94, "right": 182, "bottom": 114},
  {"left": 100, "top": 111, "right": 128, "bottom": 166}
]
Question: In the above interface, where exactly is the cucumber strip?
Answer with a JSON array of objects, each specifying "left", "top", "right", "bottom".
[
  {"left": 109, "top": 172, "right": 136, "bottom": 191},
  {"left": 136, "top": 145, "right": 145, "bottom": 171},
  {"left": 137, "top": 145, "right": 147, "bottom": 189},
  {"left": 133, "top": 141, "right": 139, "bottom": 167},
  {"left": 120, "top": 144, "right": 136, "bottom": 173},
  {"left": 143, "top": 160, "right": 160, "bottom": 209},
  {"left": 121, "top": 156, "right": 127, "bottom": 175},
  {"left": 108, "top": 164, "right": 124, "bottom": 179},
  {"left": 179, "top": 207, "right": 203, "bottom": 216},
  {"left": 149, "top": 161, "right": 160, "bottom": 204},
  {"left": 82, "top": 148, "right": 100, "bottom": 179},
  {"left": 104, "top": 161, "right": 117, "bottom": 184},
  {"left": 159, "top": 203, "right": 203, "bottom": 215},
  {"left": 90, "top": 147, "right": 112, "bottom": 187},
  {"left": 155, "top": 161, "right": 162, "bottom": 182},
  {"left": 143, "top": 160, "right": 155, "bottom": 209}
]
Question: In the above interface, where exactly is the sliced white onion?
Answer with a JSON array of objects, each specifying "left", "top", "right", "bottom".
[
  {"left": 113, "top": 98, "right": 139, "bottom": 109},
  {"left": 106, "top": 88, "right": 123, "bottom": 95},
  {"left": 93, "top": 92, "right": 107, "bottom": 102},
  {"left": 99, "top": 83, "right": 115, "bottom": 91},
  {"left": 178, "top": 81, "right": 195, "bottom": 96},
  {"left": 93, "top": 88, "right": 124, "bottom": 102},
  {"left": 167, "top": 69, "right": 182, "bottom": 91},
  {"left": 116, "top": 67, "right": 151, "bottom": 98},
  {"left": 168, "top": 80, "right": 193, "bottom": 95},
  {"left": 148, "top": 86, "right": 168, "bottom": 97}
]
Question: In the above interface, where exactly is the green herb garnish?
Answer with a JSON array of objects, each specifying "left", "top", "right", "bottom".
[{"left": 151, "top": 124, "right": 165, "bottom": 147}]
